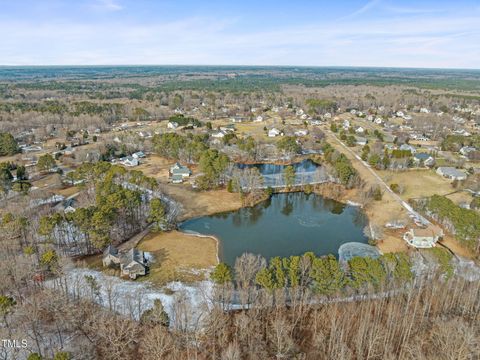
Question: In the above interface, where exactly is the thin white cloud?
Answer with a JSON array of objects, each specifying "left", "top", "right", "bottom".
[
  {"left": 341, "top": 0, "right": 383, "bottom": 20},
  {"left": 92, "top": 0, "right": 123, "bottom": 12}
]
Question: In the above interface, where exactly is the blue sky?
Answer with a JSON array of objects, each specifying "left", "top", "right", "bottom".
[{"left": 1, "top": 0, "right": 479, "bottom": 68}]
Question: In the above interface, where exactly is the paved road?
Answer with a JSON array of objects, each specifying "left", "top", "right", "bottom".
[{"left": 325, "top": 130, "right": 431, "bottom": 226}]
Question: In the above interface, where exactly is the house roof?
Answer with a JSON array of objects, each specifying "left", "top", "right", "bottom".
[
  {"left": 414, "top": 152, "right": 431, "bottom": 160},
  {"left": 170, "top": 162, "right": 190, "bottom": 175},
  {"left": 171, "top": 174, "right": 184, "bottom": 181},
  {"left": 103, "top": 245, "right": 118, "bottom": 257},
  {"left": 121, "top": 248, "right": 145, "bottom": 266},
  {"left": 437, "top": 167, "right": 466, "bottom": 178}
]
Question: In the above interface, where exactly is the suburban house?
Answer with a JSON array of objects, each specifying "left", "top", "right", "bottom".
[
  {"left": 167, "top": 121, "right": 179, "bottom": 129},
  {"left": 170, "top": 162, "right": 191, "bottom": 183},
  {"left": 436, "top": 167, "right": 467, "bottom": 181},
  {"left": 102, "top": 246, "right": 148, "bottom": 279},
  {"left": 413, "top": 153, "right": 435, "bottom": 167},
  {"left": 211, "top": 131, "right": 226, "bottom": 138},
  {"left": 102, "top": 245, "right": 120, "bottom": 267},
  {"left": 219, "top": 124, "right": 236, "bottom": 133},
  {"left": 268, "top": 128, "right": 282, "bottom": 137},
  {"left": 120, "top": 156, "right": 139, "bottom": 167},
  {"left": 120, "top": 249, "right": 148, "bottom": 279},
  {"left": 294, "top": 129, "right": 308, "bottom": 137},
  {"left": 403, "top": 224, "right": 444, "bottom": 248},
  {"left": 355, "top": 137, "right": 368, "bottom": 146},
  {"left": 63, "top": 146, "right": 75, "bottom": 155},
  {"left": 132, "top": 151, "right": 146, "bottom": 159},
  {"left": 460, "top": 146, "right": 476, "bottom": 156},
  {"left": 61, "top": 198, "right": 78, "bottom": 213},
  {"left": 399, "top": 144, "right": 417, "bottom": 154},
  {"left": 137, "top": 131, "right": 152, "bottom": 138},
  {"left": 231, "top": 116, "right": 246, "bottom": 123}
]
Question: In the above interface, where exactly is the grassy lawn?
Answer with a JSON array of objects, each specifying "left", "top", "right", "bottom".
[
  {"left": 377, "top": 169, "right": 454, "bottom": 200},
  {"left": 163, "top": 186, "right": 242, "bottom": 220},
  {"left": 55, "top": 185, "right": 80, "bottom": 197},
  {"left": 138, "top": 230, "right": 218, "bottom": 286}
]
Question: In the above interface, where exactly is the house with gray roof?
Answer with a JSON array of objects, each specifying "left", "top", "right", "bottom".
[
  {"left": 413, "top": 153, "right": 435, "bottom": 167},
  {"left": 436, "top": 167, "right": 467, "bottom": 181},
  {"left": 399, "top": 144, "right": 417, "bottom": 154},
  {"left": 102, "top": 245, "right": 120, "bottom": 267},
  {"left": 120, "top": 248, "right": 147, "bottom": 279},
  {"left": 169, "top": 162, "right": 191, "bottom": 183}
]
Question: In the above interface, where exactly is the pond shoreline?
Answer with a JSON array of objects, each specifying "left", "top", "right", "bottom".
[{"left": 179, "top": 191, "right": 369, "bottom": 266}]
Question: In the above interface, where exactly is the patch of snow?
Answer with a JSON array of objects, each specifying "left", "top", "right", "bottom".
[{"left": 47, "top": 268, "right": 213, "bottom": 330}]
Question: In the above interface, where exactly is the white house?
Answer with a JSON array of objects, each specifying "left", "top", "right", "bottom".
[
  {"left": 355, "top": 137, "right": 368, "bottom": 146},
  {"left": 403, "top": 225, "right": 443, "bottom": 248},
  {"left": 132, "top": 151, "right": 146, "bottom": 159},
  {"left": 121, "top": 156, "right": 139, "bottom": 167},
  {"left": 254, "top": 115, "right": 264, "bottom": 122},
  {"left": 436, "top": 167, "right": 467, "bottom": 181},
  {"left": 167, "top": 121, "right": 179, "bottom": 129},
  {"left": 355, "top": 126, "right": 365, "bottom": 134},
  {"left": 268, "top": 128, "right": 282, "bottom": 137},
  {"left": 212, "top": 131, "right": 226, "bottom": 138},
  {"left": 399, "top": 144, "right": 417, "bottom": 154},
  {"left": 454, "top": 129, "right": 471, "bottom": 137},
  {"left": 294, "top": 129, "right": 308, "bottom": 137},
  {"left": 460, "top": 146, "right": 476, "bottom": 156},
  {"left": 413, "top": 153, "right": 435, "bottom": 167}
]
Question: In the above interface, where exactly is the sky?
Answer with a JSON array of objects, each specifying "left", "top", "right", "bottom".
[{"left": 0, "top": 0, "right": 479, "bottom": 68}]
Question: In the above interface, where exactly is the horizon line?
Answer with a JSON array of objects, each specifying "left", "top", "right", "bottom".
[{"left": 0, "top": 64, "right": 479, "bottom": 71}]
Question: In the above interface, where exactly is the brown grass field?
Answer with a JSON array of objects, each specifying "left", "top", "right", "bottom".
[
  {"left": 138, "top": 230, "right": 217, "bottom": 285},
  {"left": 377, "top": 169, "right": 454, "bottom": 200}
]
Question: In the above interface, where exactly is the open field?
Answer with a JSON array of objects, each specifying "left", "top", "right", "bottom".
[
  {"left": 377, "top": 169, "right": 454, "bottom": 200},
  {"left": 164, "top": 186, "right": 243, "bottom": 221},
  {"left": 54, "top": 185, "right": 80, "bottom": 197},
  {"left": 138, "top": 230, "right": 217, "bottom": 285},
  {"left": 135, "top": 154, "right": 174, "bottom": 182}
]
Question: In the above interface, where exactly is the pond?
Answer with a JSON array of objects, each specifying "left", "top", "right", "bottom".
[
  {"left": 180, "top": 192, "right": 368, "bottom": 267},
  {"left": 236, "top": 159, "right": 327, "bottom": 187}
]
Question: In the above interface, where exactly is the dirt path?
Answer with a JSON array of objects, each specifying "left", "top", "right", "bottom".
[{"left": 118, "top": 224, "right": 153, "bottom": 251}]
